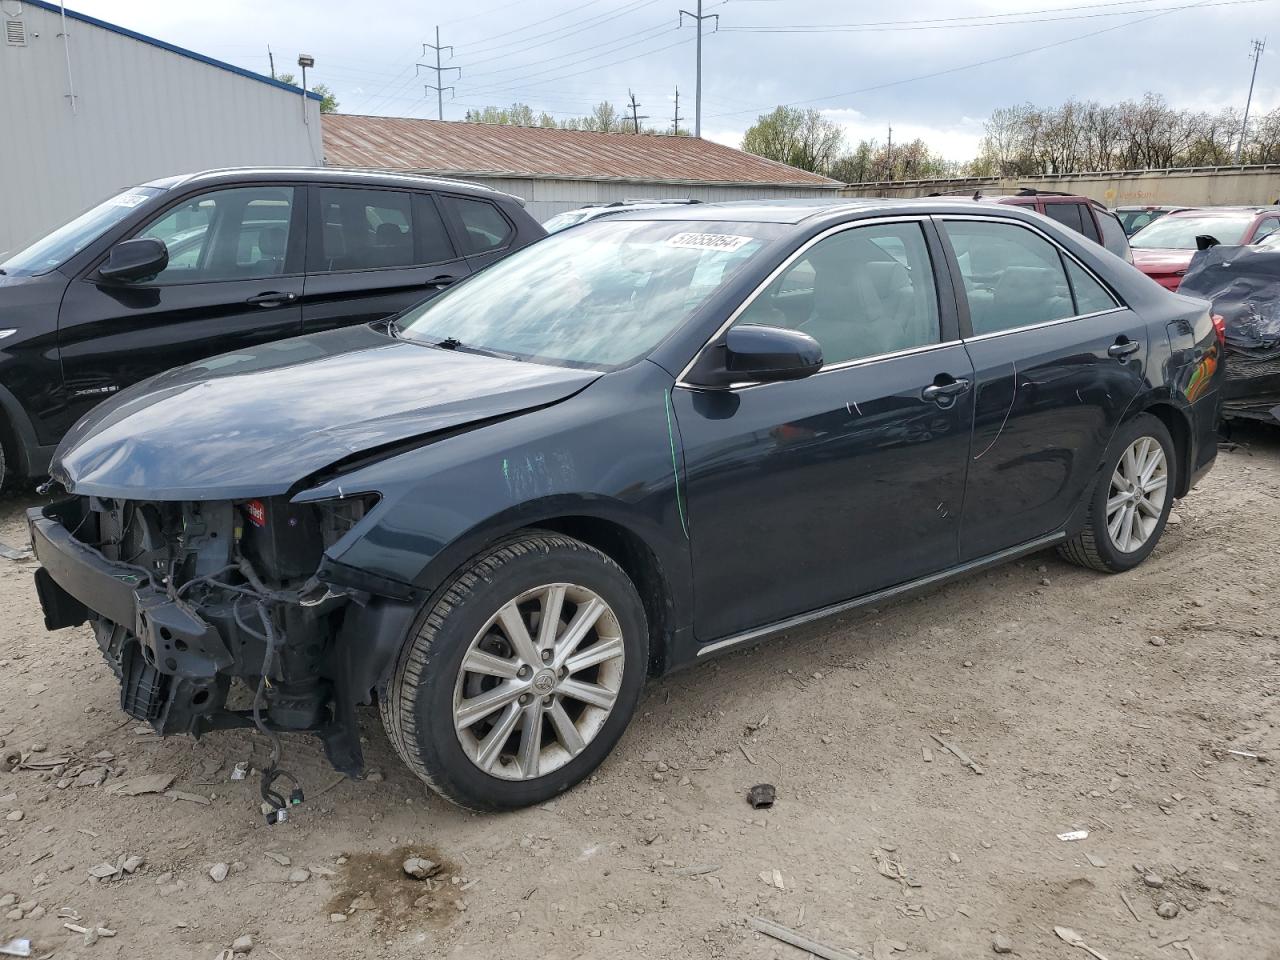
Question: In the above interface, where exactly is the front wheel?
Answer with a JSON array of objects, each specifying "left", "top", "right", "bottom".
[
  {"left": 380, "top": 533, "right": 648, "bottom": 811},
  {"left": 1059, "top": 413, "right": 1176, "bottom": 573}
]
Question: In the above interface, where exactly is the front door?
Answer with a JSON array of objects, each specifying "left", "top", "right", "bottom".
[
  {"left": 55, "top": 184, "right": 306, "bottom": 435},
  {"left": 937, "top": 217, "right": 1149, "bottom": 560},
  {"left": 672, "top": 219, "right": 976, "bottom": 642},
  {"left": 301, "top": 187, "right": 471, "bottom": 335}
]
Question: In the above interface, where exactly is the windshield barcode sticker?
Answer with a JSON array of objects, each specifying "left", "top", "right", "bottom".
[
  {"left": 666, "top": 233, "right": 753, "bottom": 252},
  {"left": 110, "top": 192, "right": 151, "bottom": 208}
]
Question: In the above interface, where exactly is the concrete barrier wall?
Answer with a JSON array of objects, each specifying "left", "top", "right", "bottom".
[{"left": 839, "top": 165, "right": 1280, "bottom": 207}]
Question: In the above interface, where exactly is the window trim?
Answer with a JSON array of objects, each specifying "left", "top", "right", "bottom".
[
  {"left": 933, "top": 214, "right": 1126, "bottom": 343},
  {"left": 89, "top": 182, "right": 307, "bottom": 287},
  {"left": 676, "top": 215, "right": 956, "bottom": 390}
]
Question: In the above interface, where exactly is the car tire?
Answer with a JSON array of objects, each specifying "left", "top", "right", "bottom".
[
  {"left": 1059, "top": 413, "right": 1176, "bottom": 573},
  {"left": 380, "top": 532, "right": 648, "bottom": 811}
]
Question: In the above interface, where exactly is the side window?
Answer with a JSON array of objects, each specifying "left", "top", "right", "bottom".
[
  {"left": 943, "top": 220, "right": 1074, "bottom": 336},
  {"left": 1065, "top": 259, "right": 1119, "bottom": 314},
  {"left": 316, "top": 187, "right": 416, "bottom": 271},
  {"left": 137, "top": 186, "right": 294, "bottom": 283},
  {"left": 1042, "top": 202, "right": 1085, "bottom": 235},
  {"left": 1096, "top": 210, "right": 1131, "bottom": 259},
  {"left": 1252, "top": 217, "right": 1280, "bottom": 242},
  {"left": 415, "top": 195, "right": 457, "bottom": 264},
  {"left": 443, "top": 196, "right": 514, "bottom": 255},
  {"left": 734, "top": 222, "right": 941, "bottom": 365}
]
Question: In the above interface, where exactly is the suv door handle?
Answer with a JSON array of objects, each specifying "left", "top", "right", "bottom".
[
  {"left": 921, "top": 378, "right": 971, "bottom": 404},
  {"left": 246, "top": 291, "right": 297, "bottom": 308},
  {"left": 1108, "top": 339, "right": 1140, "bottom": 359},
  {"left": 425, "top": 274, "right": 457, "bottom": 288}
]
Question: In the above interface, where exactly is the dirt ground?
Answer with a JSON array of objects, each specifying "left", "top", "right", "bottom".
[{"left": 0, "top": 428, "right": 1277, "bottom": 960}]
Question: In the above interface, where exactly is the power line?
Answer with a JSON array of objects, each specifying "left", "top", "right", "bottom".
[
  {"left": 706, "top": 0, "right": 1268, "bottom": 121},
  {"left": 460, "top": 0, "right": 647, "bottom": 59},
  {"left": 466, "top": 21, "right": 675, "bottom": 81},
  {"left": 1236, "top": 37, "right": 1267, "bottom": 163},
  {"left": 418, "top": 27, "right": 461, "bottom": 120},
  {"left": 716, "top": 0, "right": 1171, "bottom": 32},
  {"left": 679, "top": 0, "right": 720, "bottom": 137}
]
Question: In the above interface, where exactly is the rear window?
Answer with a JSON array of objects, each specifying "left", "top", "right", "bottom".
[
  {"left": 1042, "top": 202, "right": 1085, "bottom": 235},
  {"left": 442, "top": 196, "right": 514, "bottom": 255}
]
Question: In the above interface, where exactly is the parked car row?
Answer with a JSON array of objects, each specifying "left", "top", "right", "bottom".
[{"left": 22, "top": 173, "right": 1223, "bottom": 811}]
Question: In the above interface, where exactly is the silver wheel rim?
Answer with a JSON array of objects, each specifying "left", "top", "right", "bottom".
[
  {"left": 452, "top": 583, "right": 625, "bottom": 781},
  {"left": 1107, "top": 436, "right": 1168, "bottom": 553}
]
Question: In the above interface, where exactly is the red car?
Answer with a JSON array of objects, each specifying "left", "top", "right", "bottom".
[
  {"left": 993, "top": 192, "right": 1133, "bottom": 262},
  {"left": 1129, "top": 207, "right": 1280, "bottom": 290}
]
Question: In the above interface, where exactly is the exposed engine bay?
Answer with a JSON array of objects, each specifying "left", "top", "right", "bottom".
[{"left": 33, "top": 493, "right": 377, "bottom": 822}]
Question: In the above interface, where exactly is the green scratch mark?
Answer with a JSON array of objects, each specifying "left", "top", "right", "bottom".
[{"left": 665, "top": 389, "right": 690, "bottom": 541}]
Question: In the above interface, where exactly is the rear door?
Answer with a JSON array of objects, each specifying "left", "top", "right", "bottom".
[
  {"left": 55, "top": 183, "right": 305, "bottom": 435},
  {"left": 937, "top": 216, "right": 1149, "bottom": 560},
  {"left": 301, "top": 186, "right": 470, "bottom": 335}
]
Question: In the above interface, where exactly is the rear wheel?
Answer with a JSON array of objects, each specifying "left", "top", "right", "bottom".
[
  {"left": 380, "top": 532, "right": 648, "bottom": 811},
  {"left": 1059, "top": 413, "right": 1175, "bottom": 573}
]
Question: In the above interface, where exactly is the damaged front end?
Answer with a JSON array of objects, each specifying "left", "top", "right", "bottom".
[{"left": 29, "top": 491, "right": 399, "bottom": 818}]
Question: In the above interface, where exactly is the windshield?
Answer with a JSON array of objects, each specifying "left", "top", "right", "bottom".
[
  {"left": 1260, "top": 233, "right": 1280, "bottom": 248},
  {"left": 397, "top": 219, "right": 775, "bottom": 368},
  {"left": 1130, "top": 214, "right": 1254, "bottom": 250},
  {"left": 541, "top": 209, "right": 598, "bottom": 233},
  {"left": 0, "top": 186, "right": 163, "bottom": 276},
  {"left": 1117, "top": 209, "right": 1168, "bottom": 236}
]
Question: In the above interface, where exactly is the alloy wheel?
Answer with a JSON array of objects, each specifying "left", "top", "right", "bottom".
[
  {"left": 452, "top": 583, "right": 625, "bottom": 781},
  {"left": 1106, "top": 436, "right": 1168, "bottom": 553}
]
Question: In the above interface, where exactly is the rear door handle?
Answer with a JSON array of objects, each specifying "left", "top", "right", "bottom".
[
  {"left": 1108, "top": 339, "right": 1140, "bottom": 359},
  {"left": 921, "top": 378, "right": 971, "bottom": 404},
  {"left": 247, "top": 291, "right": 297, "bottom": 308},
  {"left": 425, "top": 274, "right": 458, "bottom": 288}
]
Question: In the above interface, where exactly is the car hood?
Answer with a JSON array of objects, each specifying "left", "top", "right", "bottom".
[
  {"left": 53, "top": 324, "right": 600, "bottom": 500},
  {"left": 1131, "top": 248, "right": 1195, "bottom": 274}
]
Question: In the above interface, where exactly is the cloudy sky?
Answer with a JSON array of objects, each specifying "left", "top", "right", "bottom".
[{"left": 68, "top": 0, "right": 1278, "bottom": 160}]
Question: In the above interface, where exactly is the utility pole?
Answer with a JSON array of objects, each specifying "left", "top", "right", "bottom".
[
  {"left": 1235, "top": 38, "right": 1266, "bottom": 164},
  {"left": 886, "top": 123, "right": 893, "bottom": 177},
  {"left": 417, "top": 26, "right": 460, "bottom": 121},
  {"left": 679, "top": 0, "right": 719, "bottom": 138},
  {"left": 627, "top": 89, "right": 649, "bottom": 134},
  {"left": 267, "top": 44, "right": 275, "bottom": 80},
  {"left": 672, "top": 85, "right": 682, "bottom": 135}
]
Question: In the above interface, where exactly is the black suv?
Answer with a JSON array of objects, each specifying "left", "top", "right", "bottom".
[{"left": 0, "top": 167, "right": 545, "bottom": 487}]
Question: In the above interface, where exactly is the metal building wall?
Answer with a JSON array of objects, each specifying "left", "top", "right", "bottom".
[
  {"left": 430, "top": 174, "right": 841, "bottom": 222},
  {"left": 0, "top": 3, "right": 322, "bottom": 255}
]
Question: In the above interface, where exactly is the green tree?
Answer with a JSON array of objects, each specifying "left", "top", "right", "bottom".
[
  {"left": 276, "top": 73, "right": 338, "bottom": 113},
  {"left": 741, "top": 106, "right": 845, "bottom": 173}
]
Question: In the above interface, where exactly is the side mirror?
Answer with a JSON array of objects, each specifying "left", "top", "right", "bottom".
[
  {"left": 99, "top": 237, "right": 168, "bottom": 283},
  {"left": 689, "top": 324, "right": 823, "bottom": 388},
  {"left": 1195, "top": 234, "right": 1221, "bottom": 251}
]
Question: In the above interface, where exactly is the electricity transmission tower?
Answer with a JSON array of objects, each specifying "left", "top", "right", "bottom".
[
  {"left": 627, "top": 90, "right": 649, "bottom": 134},
  {"left": 679, "top": 1, "right": 719, "bottom": 137},
  {"left": 672, "top": 85, "right": 682, "bottom": 135},
  {"left": 417, "top": 26, "right": 460, "bottom": 121},
  {"left": 1235, "top": 38, "right": 1266, "bottom": 164}
]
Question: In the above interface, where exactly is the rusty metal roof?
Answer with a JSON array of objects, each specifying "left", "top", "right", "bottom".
[{"left": 322, "top": 115, "right": 841, "bottom": 188}]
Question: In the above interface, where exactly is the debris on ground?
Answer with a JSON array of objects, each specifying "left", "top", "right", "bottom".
[
  {"left": 1157, "top": 901, "right": 1181, "bottom": 919},
  {"left": 0, "top": 938, "right": 31, "bottom": 958},
  {"left": 1057, "top": 829, "right": 1089, "bottom": 842},
  {"left": 749, "top": 915, "right": 870, "bottom": 960},
  {"left": 747, "top": 783, "right": 776, "bottom": 809},
  {"left": 1054, "top": 925, "right": 1110, "bottom": 960},
  {"left": 992, "top": 933, "right": 1014, "bottom": 954},
  {"left": 103, "top": 774, "right": 175, "bottom": 797},
  {"left": 209, "top": 863, "right": 230, "bottom": 883},
  {"left": 403, "top": 857, "right": 441, "bottom": 880},
  {"left": 930, "top": 734, "right": 984, "bottom": 775},
  {"left": 0, "top": 542, "right": 32, "bottom": 562}
]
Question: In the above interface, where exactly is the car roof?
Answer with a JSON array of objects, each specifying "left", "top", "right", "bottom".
[
  {"left": 598, "top": 196, "right": 1063, "bottom": 226},
  {"left": 140, "top": 167, "right": 521, "bottom": 202}
]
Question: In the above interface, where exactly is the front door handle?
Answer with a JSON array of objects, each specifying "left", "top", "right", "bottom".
[
  {"left": 1108, "top": 339, "right": 1140, "bottom": 359},
  {"left": 922, "top": 378, "right": 971, "bottom": 404},
  {"left": 247, "top": 291, "right": 297, "bottom": 308},
  {"left": 425, "top": 274, "right": 458, "bottom": 288}
]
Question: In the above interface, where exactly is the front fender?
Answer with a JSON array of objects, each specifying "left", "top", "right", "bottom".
[{"left": 302, "top": 361, "right": 694, "bottom": 637}]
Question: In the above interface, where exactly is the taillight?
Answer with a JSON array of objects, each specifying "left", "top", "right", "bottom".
[{"left": 1211, "top": 313, "right": 1226, "bottom": 347}]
